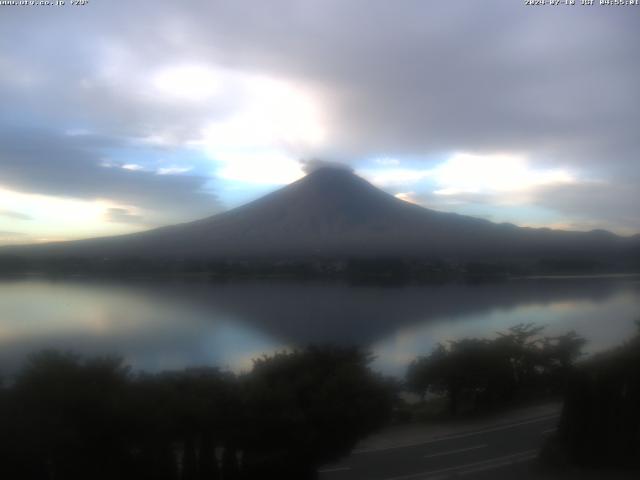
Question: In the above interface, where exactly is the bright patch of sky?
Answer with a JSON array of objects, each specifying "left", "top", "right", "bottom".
[
  {"left": 191, "top": 73, "right": 325, "bottom": 186},
  {"left": 99, "top": 144, "right": 209, "bottom": 179},
  {"left": 432, "top": 153, "right": 574, "bottom": 195},
  {"left": 152, "top": 64, "right": 222, "bottom": 102},
  {"left": 356, "top": 153, "right": 582, "bottom": 231},
  {"left": 363, "top": 153, "right": 573, "bottom": 192},
  {"left": 0, "top": 187, "right": 144, "bottom": 243}
]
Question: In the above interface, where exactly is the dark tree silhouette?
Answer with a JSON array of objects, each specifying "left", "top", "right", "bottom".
[
  {"left": 241, "top": 346, "right": 393, "bottom": 479},
  {"left": 0, "top": 346, "right": 393, "bottom": 480},
  {"left": 549, "top": 322, "right": 640, "bottom": 469},
  {"left": 3, "top": 351, "right": 131, "bottom": 480},
  {"left": 407, "top": 324, "right": 586, "bottom": 416},
  {"left": 407, "top": 338, "right": 513, "bottom": 415}
]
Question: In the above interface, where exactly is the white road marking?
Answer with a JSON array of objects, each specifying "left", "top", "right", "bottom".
[
  {"left": 423, "top": 444, "right": 487, "bottom": 459},
  {"left": 541, "top": 428, "right": 556, "bottom": 434},
  {"left": 318, "top": 466, "right": 351, "bottom": 473},
  {"left": 458, "top": 450, "right": 538, "bottom": 476},
  {"left": 381, "top": 449, "right": 538, "bottom": 480},
  {"left": 353, "top": 413, "right": 559, "bottom": 454}
]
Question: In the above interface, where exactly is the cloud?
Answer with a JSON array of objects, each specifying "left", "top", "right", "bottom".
[
  {"left": 121, "top": 164, "right": 145, "bottom": 171},
  {"left": 151, "top": 64, "right": 222, "bottom": 102},
  {"left": 364, "top": 152, "right": 574, "bottom": 196},
  {"left": 0, "top": 231, "right": 27, "bottom": 244},
  {"left": 0, "top": 128, "right": 219, "bottom": 225},
  {"left": 533, "top": 181, "right": 640, "bottom": 235},
  {"left": 3, "top": 1, "right": 638, "bottom": 169},
  {"left": 364, "top": 168, "right": 432, "bottom": 187},
  {"left": 105, "top": 207, "right": 145, "bottom": 225},
  {"left": 0, "top": 0, "right": 638, "bottom": 234},
  {"left": 300, "top": 159, "right": 353, "bottom": 174},
  {"left": 0, "top": 210, "right": 32, "bottom": 221},
  {"left": 157, "top": 166, "right": 192, "bottom": 175},
  {"left": 430, "top": 153, "right": 574, "bottom": 196},
  {"left": 394, "top": 192, "right": 417, "bottom": 204},
  {"left": 214, "top": 152, "right": 305, "bottom": 185},
  {"left": 0, "top": 186, "right": 150, "bottom": 246}
]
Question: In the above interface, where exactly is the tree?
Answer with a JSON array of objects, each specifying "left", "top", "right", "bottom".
[
  {"left": 551, "top": 322, "right": 640, "bottom": 469},
  {"left": 242, "top": 346, "right": 393, "bottom": 479},
  {"left": 1, "top": 347, "right": 393, "bottom": 480},
  {"left": 407, "top": 324, "right": 586, "bottom": 416},
  {"left": 7, "top": 351, "right": 131, "bottom": 480},
  {"left": 408, "top": 338, "right": 513, "bottom": 414}
]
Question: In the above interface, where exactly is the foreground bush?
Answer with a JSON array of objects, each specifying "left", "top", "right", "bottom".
[
  {"left": 0, "top": 347, "right": 393, "bottom": 480},
  {"left": 549, "top": 325, "right": 640, "bottom": 469},
  {"left": 406, "top": 324, "right": 586, "bottom": 415}
]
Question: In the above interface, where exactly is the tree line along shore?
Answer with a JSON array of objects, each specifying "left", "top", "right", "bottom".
[{"left": 1, "top": 323, "right": 638, "bottom": 479}]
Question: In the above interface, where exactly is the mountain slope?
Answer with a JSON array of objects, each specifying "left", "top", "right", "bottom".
[{"left": 2, "top": 167, "right": 639, "bottom": 264}]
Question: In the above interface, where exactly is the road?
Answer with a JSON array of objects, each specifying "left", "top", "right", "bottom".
[{"left": 318, "top": 411, "right": 560, "bottom": 480}]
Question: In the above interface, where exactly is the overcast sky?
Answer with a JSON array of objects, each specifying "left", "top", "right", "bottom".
[{"left": 1, "top": 0, "right": 638, "bottom": 245}]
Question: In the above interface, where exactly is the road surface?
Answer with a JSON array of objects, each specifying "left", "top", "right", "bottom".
[{"left": 318, "top": 408, "right": 560, "bottom": 480}]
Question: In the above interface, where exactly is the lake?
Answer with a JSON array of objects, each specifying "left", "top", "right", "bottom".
[{"left": 1, "top": 275, "right": 638, "bottom": 378}]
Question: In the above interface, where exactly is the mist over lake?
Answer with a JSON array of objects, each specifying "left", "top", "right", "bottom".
[{"left": 2, "top": 275, "right": 638, "bottom": 378}]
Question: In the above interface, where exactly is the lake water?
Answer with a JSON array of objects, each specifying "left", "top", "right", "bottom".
[{"left": 1, "top": 275, "right": 639, "bottom": 378}]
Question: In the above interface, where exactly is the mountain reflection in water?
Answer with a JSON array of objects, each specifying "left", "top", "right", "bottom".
[{"left": 0, "top": 276, "right": 638, "bottom": 377}]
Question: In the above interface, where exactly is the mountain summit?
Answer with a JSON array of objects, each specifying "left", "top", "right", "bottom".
[{"left": 3, "top": 167, "right": 639, "bottom": 266}]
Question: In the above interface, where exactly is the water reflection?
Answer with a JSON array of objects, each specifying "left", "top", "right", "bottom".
[
  {"left": 0, "top": 276, "right": 638, "bottom": 377},
  {"left": 0, "top": 279, "right": 284, "bottom": 374},
  {"left": 370, "top": 287, "right": 640, "bottom": 376}
]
